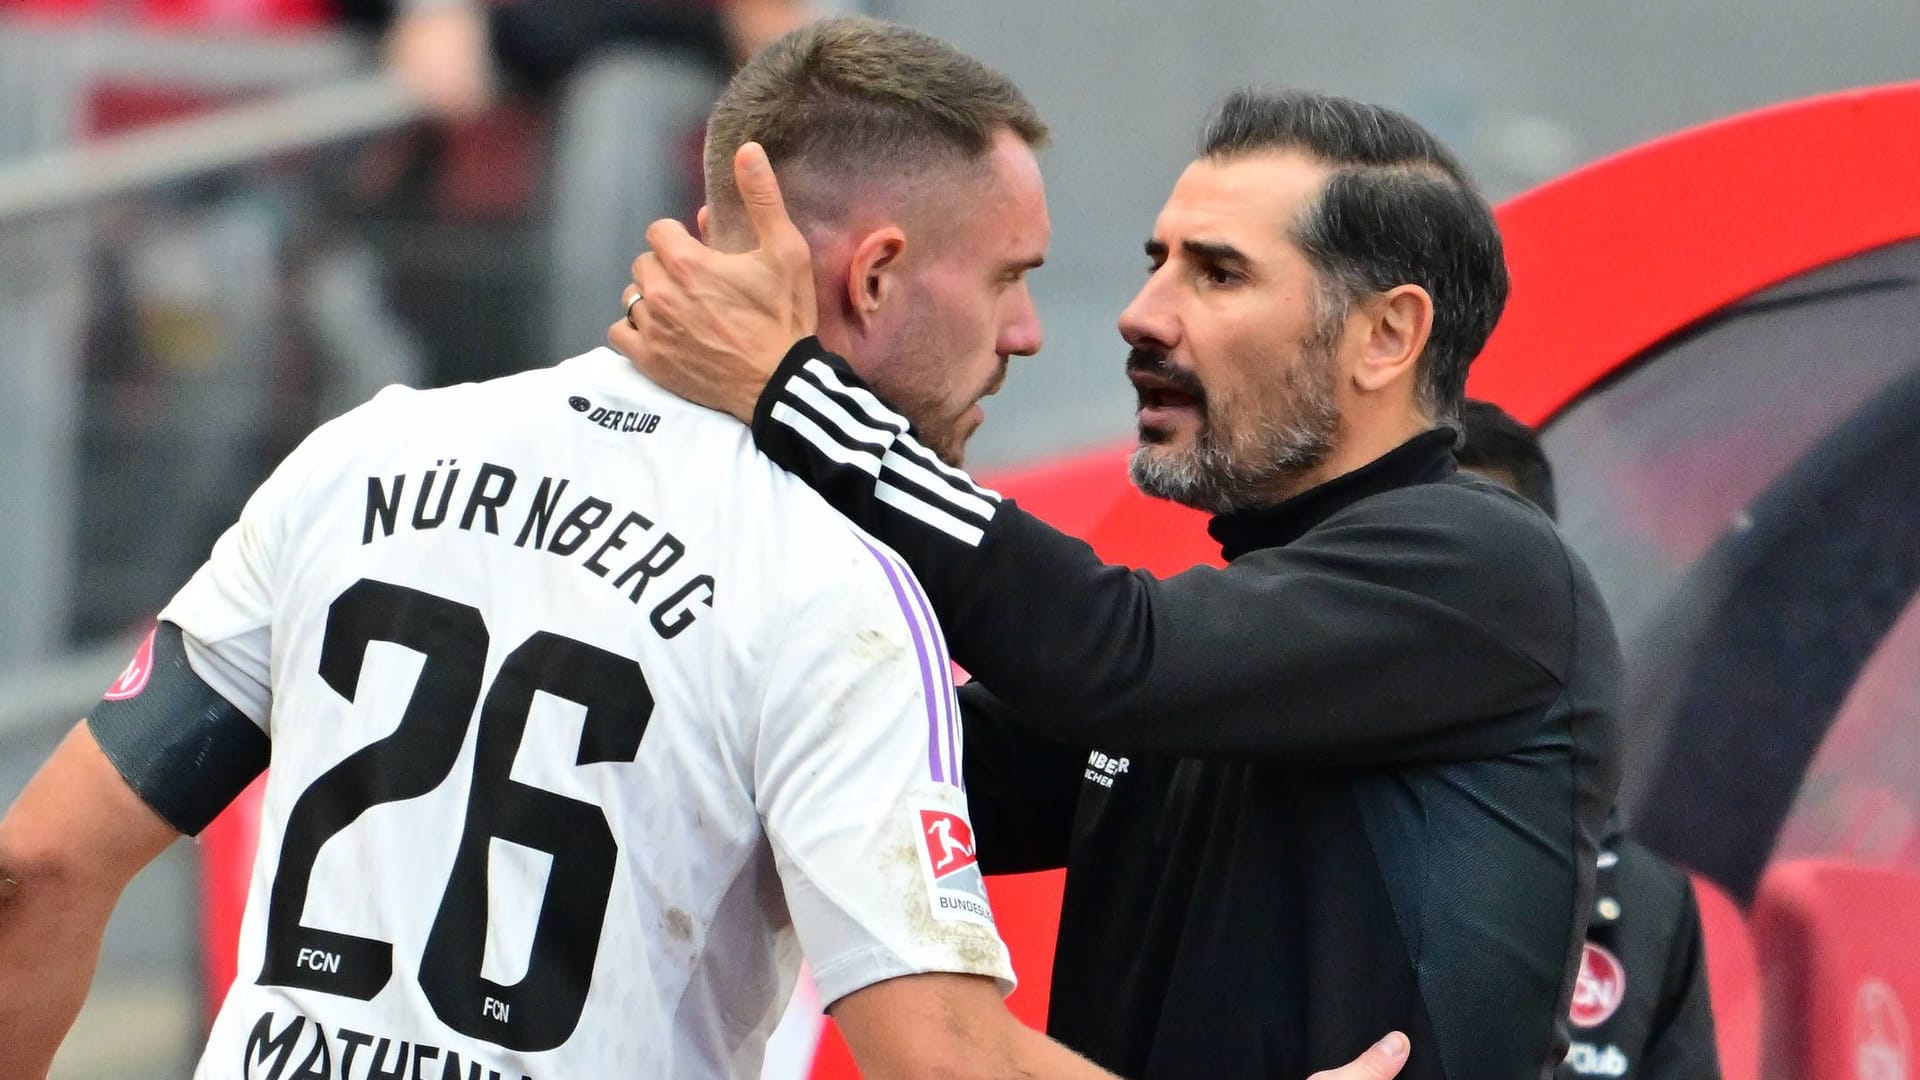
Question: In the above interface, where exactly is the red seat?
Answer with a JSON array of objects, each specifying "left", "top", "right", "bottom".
[
  {"left": 1692, "top": 873, "right": 1762, "bottom": 1080},
  {"left": 1753, "top": 860, "right": 1920, "bottom": 1080}
]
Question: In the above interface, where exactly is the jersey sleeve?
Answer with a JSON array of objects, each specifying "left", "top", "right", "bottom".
[
  {"left": 750, "top": 340, "right": 1614, "bottom": 767},
  {"left": 753, "top": 533, "right": 1015, "bottom": 1008}
]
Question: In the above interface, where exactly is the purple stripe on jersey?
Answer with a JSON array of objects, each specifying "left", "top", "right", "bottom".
[
  {"left": 857, "top": 538, "right": 945, "bottom": 784},
  {"left": 899, "top": 565, "right": 962, "bottom": 791}
]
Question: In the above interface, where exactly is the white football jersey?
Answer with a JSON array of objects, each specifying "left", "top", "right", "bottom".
[{"left": 162, "top": 350, "right": 1013, "bottom": 1079}]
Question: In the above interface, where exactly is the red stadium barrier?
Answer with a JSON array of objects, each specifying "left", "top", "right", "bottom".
[
  {"left": 1754, "top": 861, "right": 1920, "bottom": 1080},
  {"left": 1471, "top": 81, "right": 1920, "bottom": 426},
  {"left": 1693, "top": 873, "right": 1762, "bottom": 1080}
]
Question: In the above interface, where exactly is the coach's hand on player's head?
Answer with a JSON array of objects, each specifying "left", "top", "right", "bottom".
[
  {"left": 610, "top": 141, "right": 817, "bottom": 424},
  {"left": 1309, "top": 1033, "right": 1410, "bottom": 1080}
]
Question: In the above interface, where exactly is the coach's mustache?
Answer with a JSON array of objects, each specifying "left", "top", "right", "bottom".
[{"left": 1126, "top": 347, "right": 1208, "bottom": 402}]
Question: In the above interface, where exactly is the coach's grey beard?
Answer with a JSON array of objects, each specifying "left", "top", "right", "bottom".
[{"left": 1128, "top": 344, "right": 1342, "bottom": 515}]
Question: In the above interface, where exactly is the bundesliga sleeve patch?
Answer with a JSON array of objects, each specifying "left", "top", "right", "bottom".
[{"left": 916, "top": 808, "right": 996, "bottom": 928}]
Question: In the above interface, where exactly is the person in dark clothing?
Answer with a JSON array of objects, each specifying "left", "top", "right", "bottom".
[
  {"left": 343, "top": 0, "right": 810, "bottom": 119},
  {"left": 1558, "top": 815, "right": 1723, "bottom": 1080},
  {"left": 1453, "top": 398, "right": 1560, "bottom": 520},
  {"left": 1454, "top": 399, "right": 1722, "bottom": 1080},
  {"left": 614, "top": 86, "right": 1624, "bottom": 1079},
  {"left": 327, "top": 0, "right": 814, "bottom": 386}
]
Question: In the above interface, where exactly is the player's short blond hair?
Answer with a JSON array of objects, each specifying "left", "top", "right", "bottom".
[{"left": 703, "top": 16, "right": 1047, "bottom": 235}]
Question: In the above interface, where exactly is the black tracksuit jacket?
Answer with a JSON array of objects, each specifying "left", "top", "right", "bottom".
[{"left": 752, "top": 342, "right": 1624, "bottom": 1079}]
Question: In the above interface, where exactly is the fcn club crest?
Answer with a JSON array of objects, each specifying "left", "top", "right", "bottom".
[
  {"left": 103, "top": 628, "right": 158, "bottom": 702},
  {"left": 1570, "top": 942, "right": 1627, "bottom": 1028}
]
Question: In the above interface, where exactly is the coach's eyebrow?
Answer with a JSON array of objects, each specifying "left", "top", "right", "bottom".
[
  {"left": 1181, "top": 239, "right": 1251, "bottom": 271},
  {"left": 1142, "top": 239, "right": 1253, "bottom": 272}
]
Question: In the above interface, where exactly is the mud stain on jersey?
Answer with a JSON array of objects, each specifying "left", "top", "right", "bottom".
[
  {"left": 852, "top": 627, "right": 903, "bottom": 663},
  {"left": 663, "top": 907, "right": 695, "bottom": 943},
  {"left": 884, "top": 826, "right": 1006, "bottom": 977}
]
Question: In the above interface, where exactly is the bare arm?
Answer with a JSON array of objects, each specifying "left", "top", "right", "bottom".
[
  {"left": 0, "top": 722, "right": 179, "bottom": 1077},
  {"left": 832, "top": 971, "right": 1409, "bottom": 1080},
  {"left": 833, "top": 971, "right": 1114, "bottom": 1079}
]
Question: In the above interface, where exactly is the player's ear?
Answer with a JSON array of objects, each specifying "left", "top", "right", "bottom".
[
  {"left": 845, "top": 225, "right": 907, "bottom": 331},
  {"left": 696, "top": 205, "right": 712, "bottom": 244}
]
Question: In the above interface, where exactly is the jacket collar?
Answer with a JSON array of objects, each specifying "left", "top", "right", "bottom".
[{"left": 1206, "top": 428, "right": 1459, "bottom": 560}]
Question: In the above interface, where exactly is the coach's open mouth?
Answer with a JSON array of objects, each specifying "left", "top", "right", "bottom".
[{"left": 1130, "top": 370, "right": 1204, "bottom": 426}]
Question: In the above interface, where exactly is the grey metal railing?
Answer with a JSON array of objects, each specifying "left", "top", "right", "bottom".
[
  {"left": 0, "top": 19, "right": 425, "bottom": 698},
  {"left": 0, "top": 27, "right": 437, "bottom": 1077},
  {"left": 0, "top": 72, "right": 423, "bottom": 220}
]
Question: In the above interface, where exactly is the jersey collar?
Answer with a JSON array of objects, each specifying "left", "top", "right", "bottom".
[{"left": 1206, "top": 427, "right": 1459, "bottom": 560}]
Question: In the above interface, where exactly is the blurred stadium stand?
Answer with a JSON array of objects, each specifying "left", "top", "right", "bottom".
[
  {"left": 0, "top": 9, "right": 730, "bottom": 1075},
  {"left": 3, "top": 2, "right": 1920, "bottom": 1077}
]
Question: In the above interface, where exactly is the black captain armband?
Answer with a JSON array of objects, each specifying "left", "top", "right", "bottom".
[{"left": 87, "top": 622, "right": 269, "bottom": 836}]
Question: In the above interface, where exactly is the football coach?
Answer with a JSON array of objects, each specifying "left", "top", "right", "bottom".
[{"left": 615, "top": 88, "right": 1623, "bottom": 1080}]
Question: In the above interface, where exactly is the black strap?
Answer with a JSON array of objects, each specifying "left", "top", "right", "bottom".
[{"left": 88, "top": 622, "right": 269, "bottom": 836}]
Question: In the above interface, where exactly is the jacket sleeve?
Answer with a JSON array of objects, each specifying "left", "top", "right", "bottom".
[
  {"left": 751, "top": 340, "right": 1588, "bottom": 765},
  {"left": 958, "top": 683, "right": 1082, "bottom": 875},
  {"left": 1640, "top": 884, "right": 1725, "bottom": 1079}
]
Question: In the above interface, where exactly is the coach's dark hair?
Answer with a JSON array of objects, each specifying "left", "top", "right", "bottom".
[
  {"left": 1200, "top": 90, "right": 1508, "bottom": 423},
  {"left": 1454, "top": 399, "right": 1558, "bottom": 519},
  {"left": 705, "top": 16, "right": 1047, "bottom": 235}
]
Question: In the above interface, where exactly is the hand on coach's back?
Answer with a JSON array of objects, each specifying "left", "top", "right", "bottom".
[{"left": 608, "top": 141, "right": 818, "bottom": 424}]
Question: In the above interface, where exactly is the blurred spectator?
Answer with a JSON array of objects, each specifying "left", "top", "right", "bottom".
[
  {"left": 0, "top": 0, "right": 810, "bottom": 647},
  {"left": 1452, "top": 398, "right": 1558, "bottom": 520},
  {"left": 5, "top": 0, "right": 813, "bottom": 376},
  {"left": 336, "top": 0, "right": 816, "bottom": 370},
  {"left": 364, "top": 0, "right": 812, "bottom": 121}
]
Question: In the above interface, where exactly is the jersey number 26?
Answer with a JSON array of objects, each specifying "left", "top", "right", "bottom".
[{"left": 258, "top": 578, "right": 652, "bottom": 1053}]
